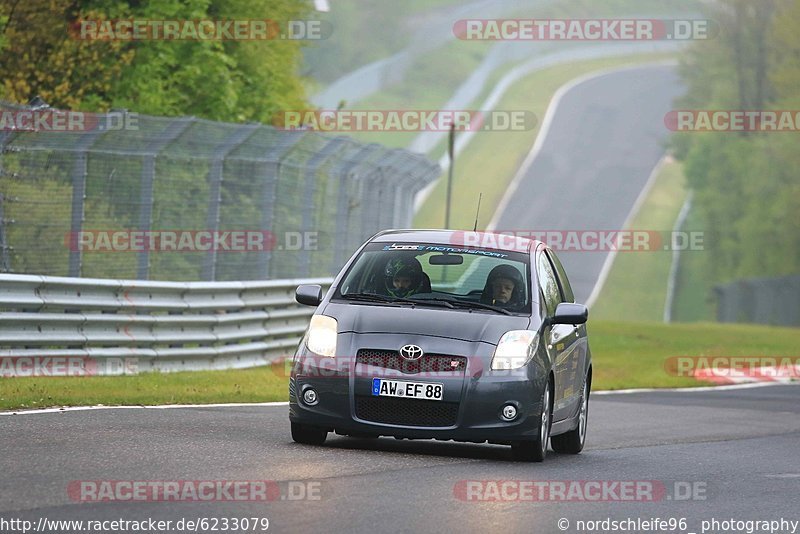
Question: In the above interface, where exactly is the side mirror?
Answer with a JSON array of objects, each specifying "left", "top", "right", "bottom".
[
  {"left": 550, "top": 302, "right": 588, "bottom": 325},
  {"left": 295, "top": 284, "right": 323, "bottom": 307}
]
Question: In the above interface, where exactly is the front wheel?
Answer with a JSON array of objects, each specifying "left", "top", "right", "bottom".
[
  {"left": 291, "top": 422, "right": 328, "bottom": 445},
  {"left": 511, "top": 380, "right": 552, "bottom": 462},
  {"left": 551, "top": 377, "right": 589, "bottom": 454}
]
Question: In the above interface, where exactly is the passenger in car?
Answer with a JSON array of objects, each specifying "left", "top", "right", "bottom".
[{"left": 481, "top": 265, "right": 525, "bottom": 308}]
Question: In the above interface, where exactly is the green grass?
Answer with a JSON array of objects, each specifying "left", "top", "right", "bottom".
[
  {"left": 588, "top": 320, "right": 800, "bottom": 390},
  {"left": 0, "top": 363, "right": 291, "bottom": 411},
  {"left": 591, "top": 158, "right": 688, "bottom": 322},
  {"left": 413, "top": 53, "right": 677, "bottom": 230},
  {"left": 587, "top": 156, "right": 716, "bottom": 323},
  {"left": 672, "top": 205, "right": 716, "bottom": 322},
  {"left": 2, "top": 321, "right": 798, "bottom": 410}
]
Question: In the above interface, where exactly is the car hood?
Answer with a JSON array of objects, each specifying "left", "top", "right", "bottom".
[{"left": 322, "top": 301, "right": 530, "bottom": 345}]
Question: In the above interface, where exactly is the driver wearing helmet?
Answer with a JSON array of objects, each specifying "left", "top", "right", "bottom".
[
  {"left": 481, "top": 264, "right": 525, "bottom": 309},
  {"left": 384, "top": 257, "right": 425, "bottom": 298}
]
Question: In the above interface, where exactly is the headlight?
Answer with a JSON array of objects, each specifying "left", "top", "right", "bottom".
[
  {"left": 305, "top": 314, "right": 338, "bottom": 357},
  {"left": 491, "top": 330, "right": 539, "bottom": 370}
]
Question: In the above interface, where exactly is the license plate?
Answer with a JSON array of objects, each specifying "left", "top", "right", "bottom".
[{"left": 372, "top": 378, "right": 443, "bottom": 401}]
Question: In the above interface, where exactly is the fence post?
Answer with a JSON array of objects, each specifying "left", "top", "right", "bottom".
[
  {"left": 68, "top": 131, "right": 105, "bottom": 277},
  {"left": 201, "top": 124, "right": 260, "bottom": 281},
  {"left": 299, "top": 137, "right": 347, "bottom": 278},
  {"left": 0, "top": 192, "right": 9, "bottom": 272},
  {"left": 257, "top": 130, "right": 305, "bottom": 279},
  {"left": 331, "top": 144, "right": 380, "bottom": 274},
  {"left": 360, "top": 167, "right": 384, "bottom": 240},
  {"left": 136, "top": 118, "right": 194, "bottom": 280}
]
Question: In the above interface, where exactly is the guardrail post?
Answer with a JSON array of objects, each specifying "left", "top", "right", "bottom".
[
  {"left": 202, "top": 124, "right": 260, "bottom": 281},
  {"left": 136, "top": 118, "right": 194, "bottom": 280}
]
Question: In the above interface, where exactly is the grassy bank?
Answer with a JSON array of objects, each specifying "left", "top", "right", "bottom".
[
  {"left": 591, "top": 157, "right": 688, "bottom": 322},
  {"left": 2, "top": 320, "right": 797, "bottom": 411},
  {"left": 412, "top": 54, "right": 677, "bottom": 230}
]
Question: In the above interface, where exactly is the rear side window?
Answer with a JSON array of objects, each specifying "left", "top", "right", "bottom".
[
  {"left": 536, "top": 251, "right": 561, "bottom": 317},
  {"left": 546, "top": 249, "right": 575, "bottom": 303}
]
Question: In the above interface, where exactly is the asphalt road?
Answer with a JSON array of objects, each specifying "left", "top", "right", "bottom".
[
  {"left": 2, "top": 384, "right": 799, "bottom": 534},
  {"left": 487, "top": 64, "right": 684, "bottom": 303}
]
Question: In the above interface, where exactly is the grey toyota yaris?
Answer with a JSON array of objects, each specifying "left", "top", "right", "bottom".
[{"left": 289, "top": 229, "right": 592, "bottom": 462}]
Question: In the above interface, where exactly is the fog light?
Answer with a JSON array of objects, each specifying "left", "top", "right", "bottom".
[
  {"left": 303, "top": 388, "right": 319, "bottom": 406},
  {"left": 501, "top": 404, "right": 518, "bottom": 421}
]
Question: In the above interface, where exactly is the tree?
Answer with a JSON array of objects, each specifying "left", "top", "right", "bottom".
[
  {"left": 0, "top": 0, "right": 311, "bottom": 120},
  {"left": 673, "top": 0, "right": 800, "bottom": 283}
]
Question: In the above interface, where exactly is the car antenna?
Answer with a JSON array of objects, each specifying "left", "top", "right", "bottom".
[{"left": 473, "top": 193, "right": 482, "bottom": 231}]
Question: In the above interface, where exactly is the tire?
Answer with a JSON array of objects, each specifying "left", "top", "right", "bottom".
[
  {"left": 511, "top": 380, "right": 552, "bottom": 462},
  {"left": 291, "top": 422, "right": 328, "bottom": 445},
  {"left": 551, "top": 377, "right": 589, "bottom": 454}
]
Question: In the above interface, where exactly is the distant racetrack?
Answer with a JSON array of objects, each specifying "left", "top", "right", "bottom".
[{"left": 487, "top": 64, "right": 683, "bottom": 303}]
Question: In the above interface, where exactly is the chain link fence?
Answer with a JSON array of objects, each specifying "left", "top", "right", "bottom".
[
  {"left": 715, "top": 275, "right": 800, "bottom": 327},
  {"left": 0, "top": 100, "right": 439, "bottom": 281}
]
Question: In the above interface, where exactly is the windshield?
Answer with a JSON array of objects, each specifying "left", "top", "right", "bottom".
[{"left": 334, "top": 242, "right": 531, "bottom": 314}]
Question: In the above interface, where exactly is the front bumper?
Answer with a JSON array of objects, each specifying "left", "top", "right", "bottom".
[{"left": 288, "top": 333, "right": 547, "bottom": 443}]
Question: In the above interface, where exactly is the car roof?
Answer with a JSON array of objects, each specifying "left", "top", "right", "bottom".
[{"left": 370, "top": 229, "right": 542, "bottom": 253}]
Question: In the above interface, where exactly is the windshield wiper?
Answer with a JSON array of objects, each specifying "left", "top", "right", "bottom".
[
  {"left": 340, "top": 293, "right": 455, "bottom": 309},
  {"left": 340, "top": 293, "right": 404, "bottom": 305},
  {"left": 406, "top": 297, "right": 455, "bottom": 308},
  {"left": 447, "top": 300, "right": 512, "bottom": 315}
]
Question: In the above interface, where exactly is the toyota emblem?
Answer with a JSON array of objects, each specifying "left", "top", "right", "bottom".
[{"left": 399, "top": 344, "right": 423, "bottom": 361}]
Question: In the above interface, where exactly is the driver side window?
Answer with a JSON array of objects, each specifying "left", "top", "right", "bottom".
[{"left": 537, "top": 251, "right": 561, "bottom": 317}]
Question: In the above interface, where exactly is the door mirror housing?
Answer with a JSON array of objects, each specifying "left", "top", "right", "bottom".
[
  {"left": 548, "top": 302, "right": 588, "bottom": 326},
  {"left": 295, "top": 284, "right": 323, "bottom": 307}
]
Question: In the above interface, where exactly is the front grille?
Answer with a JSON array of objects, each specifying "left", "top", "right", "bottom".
[
  {"left": 356, "top": 349, "right": 467, "bottom": 375},
  {"left": 355, "top": 395, "right": 459, "bottom": 427}
]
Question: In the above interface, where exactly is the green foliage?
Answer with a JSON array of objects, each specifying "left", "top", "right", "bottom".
[
  {"left": 673, "top": 0, "right": 800, "bottom": 283},
  {"left": 0, "top": 0, "right": 310, "bottom": 120}
]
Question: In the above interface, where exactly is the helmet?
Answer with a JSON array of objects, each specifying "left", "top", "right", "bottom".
[
  {"left": 384, "top": 257, "right": 423, "bottom": 298},
  {"left": 481, "top": 264, "right": 526, "bottom": 307}
]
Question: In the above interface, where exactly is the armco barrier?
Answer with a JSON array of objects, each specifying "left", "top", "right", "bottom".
[{"left": 0, "top": 273, "right": 333, "bottom": 376}]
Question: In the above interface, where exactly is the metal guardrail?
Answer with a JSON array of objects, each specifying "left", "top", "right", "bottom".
[{"left": 0, "top": 273, "right": 333, "bottom": 376}]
